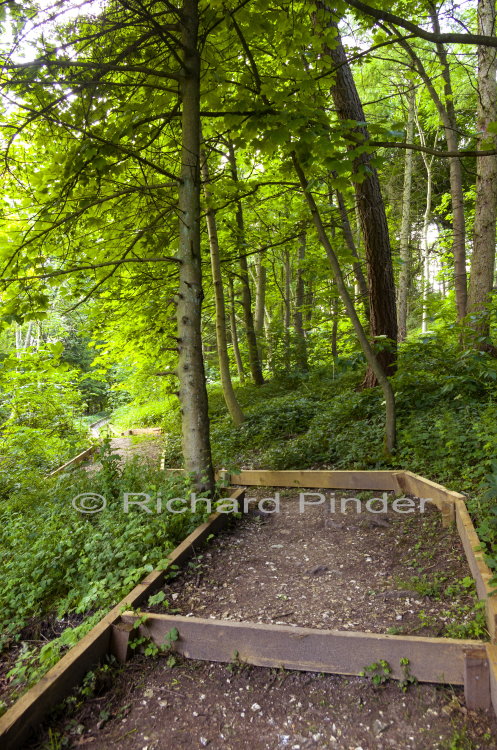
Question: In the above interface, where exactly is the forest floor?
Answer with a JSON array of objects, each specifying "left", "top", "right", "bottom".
[{"left": 30, "top": 489, "right": 497, "bottom": 750}]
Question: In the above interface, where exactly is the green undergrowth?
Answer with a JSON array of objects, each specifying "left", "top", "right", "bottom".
[
  {"left": 0, "top": 439, "right": 215, "bottom": 697},
  {"left": 157, "top": 334, "right": 497, "bottom": 581}
]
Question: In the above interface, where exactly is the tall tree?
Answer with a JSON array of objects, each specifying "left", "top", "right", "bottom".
[
  {"left": 397, "top": 88, "right": 416, "bottom": 341},
  {"left": 292, "top": 153, "right": 396, "bottom": 454},
  {"left": 294, "top": 233, "right": 308, "bottom": 371},
  {"left": 175, "top": 0, "right": 215, "bottom": 492},
  {"left": 227, "top": 141, "right": 265, "bottom": 385},
  {"left": 201, "top": 151, "right": 244, "bottom": 426},
  {"left": 467, "top": 0, "right": 497, "bottom": 349},
  {"left": 318, "top": 8, "right": 398, "bottom": 386}
]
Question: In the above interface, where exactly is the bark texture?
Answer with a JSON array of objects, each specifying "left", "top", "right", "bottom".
[
  {"left": 175, "top": 0, "right": 215, "bottom": 493},
  {"left": 397, "top": 88, "right": 415, "bottom": 341},
  {"left": 292, "top": 153, "right": 396, "bottom": 455},
  {"left": 468, "top": 0, "right": 497, "bottom": 347},
  {"left": 322, "top": 15, "right": 398, "bottom": 385}
]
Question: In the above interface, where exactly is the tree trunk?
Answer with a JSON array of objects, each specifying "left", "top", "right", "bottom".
[
  {"left": 284, "top": 248, "right": 291, "bottom": 368},
  {"left": 321, "top": 14, "right": 398, "bottom": 386},
  {"left": 292, "top": 152, "right": 396, "bottom": 455},
  {"left": 399, "top": 22, "right": 467, "bottom": 320},
  {"left": 416, "top": 116, "right": 436, "bottom": 334},
  {"left": 201, "top": 154, "right": 244, "bottom": 426},
  {"left": 254, "top": 254, "right": 266, "bottom": 364},
  {"left": 467, "top": 0, "right": 497, "bottom": 348},
  {"left": 254, "top": 254, "right": 266, "bottom": 335},
  {"left": 294, "top": 233, "right": 308, "bottom": 370},
  {"left": 335, "top": 189, "right": 370, "bottom": 323},
  {"left": 228, "top": 275, "right": 245, "bottom": 382},
  {"left": 430, "top": 6, "right": 467, "bottom": 320},
  {"left": 175, "top": 0, "right": 215, "bottom": 493},
  {"left": 397, "top": 87, "right": 415, "bottom": 341},
  {"left": 227, "top": 141, "right": 264, "bottom": 384},
  {"left": 331, "top": 294, "right": 339, "bottom": 360}
]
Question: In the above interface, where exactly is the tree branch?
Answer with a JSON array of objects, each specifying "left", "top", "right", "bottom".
[{"left": 345, "top": 0, "right": 497, "bottom": 48}]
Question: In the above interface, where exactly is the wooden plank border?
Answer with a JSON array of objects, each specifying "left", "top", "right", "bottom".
[
  {"left": 171, "top": 467, "right": 497, "bottom": 641},
  {"left": 122, "top": 427, "right": 162, "bottom": 436},
  {"left": 48, "top": 425, "right": 162, "bottom": 477},
  {"left": 454, "top": 498, "right": 497, "bottom": 643},
  {"left": 0, "top": 488, "right": 245, "bottom": 750},
  {"left": 118, "top": 612, "right": 484, "bottom": 686},
  {"left": 227, "top": 469, "right": 404, "bottom": 491},
  {"left": 46, "top": 445, "right": 98, "bottom": 477},
  {"left": 486, "top": 644, "right": 497, "bottom": 717}
]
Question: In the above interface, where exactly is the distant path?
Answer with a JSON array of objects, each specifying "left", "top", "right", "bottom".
[
  {"left": 108, "top": 434, "right": 163, "bottom": 465},
  {"left": 85, "top": 420, "right": 164, "bottom": 468},
  {"left": 88, "top": 417, "right": 110, "bottom": 438}
]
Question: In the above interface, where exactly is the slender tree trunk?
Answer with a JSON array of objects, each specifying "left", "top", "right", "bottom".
[
  {"left": 399, "top": 21, "right": 467, "bottom": 319},
  {"left": 422, "top": 244, "right": 431, "bottom": 334},
  {"left": 331, "top": 294, "right": 339, "bottom": 360},
  {"left": 292, "top": 152, "right": 396, "bottom": 455},
  {"left": 416, "top": 120, "right": 436, "bottom": 334},
  {"left": 397, "top": 88, "right": 415, "bottom": 341},
  {"left": 175, "top": 0, "right": 214, "bottom": 493},
  {"left": 228, "top": 275, "right": 245, "bottom": 382},
  {"left": 429, "top": 7, "right": 467, "bottom": 320},
  {"left": 294, "top": 233, "right": 308, "bottom": 370},
  {"left": 320, "top": 13, "right": 397, "bottom": 386},
  {"left": 335, "top": 189, "right": 370, "bottom": 323},
  {"left": 254, "top": 255, "right": 266, "bottom": 335},
  {"left": 421, "top": 185, "right": 433, "bottom": 335},
  {"left": 227, "top": 141, "right": 264, "bottom": 384},
  {"left": 305, "top": 281, "right": 314, "bottom": 328},
  {"left": 254, "top": 254, "right": 266, "bottom": 365},
  {"left": 201, "top": 154, "right": 244, "bottom": 426},
  {"left": 283, "top": 249, "right": 291, "bottom": 368},
  {"left": 467, "top": 0, "right": 497, "bottom": 348}
]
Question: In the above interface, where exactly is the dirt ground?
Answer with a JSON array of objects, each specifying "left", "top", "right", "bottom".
[
  {"left": 27, "top": 488, "right": 497, "bottom": 750},
  {"left": 90, "top": 435, "right": 164, "bottom": 468},
  {"left": 32, "top": 653, "right": 496, "bottom": 750},
  {"left": 149, "top": 489, "right": 485, "bottom": 638}
]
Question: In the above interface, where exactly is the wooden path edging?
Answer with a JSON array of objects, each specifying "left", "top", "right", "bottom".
[
  {"left": 122, "top": 427, "right": 162, "bottom": 436},
  {"left": 159, "top": 466, "right": 497, "bottom": 717},
  {"left": 118, "top": 611, "right": 484, "bottom": 687},
  {"left": 212, "top": 469, "right": 497, "bottom": 644},
  {"left": 47, "top": 425, "right": 163, "bottom": 477},
  {"left": 0, "top": 488, "right": 245, "bottom": 750},
  {"left": 164, "top": 468, "right": 497, "bottom": 642},
  {"left": 47, "top": 446, "right": 98, "bottom": 477},
  {"left": 5, "top": 465, "right": 497, "bottom": 744}
]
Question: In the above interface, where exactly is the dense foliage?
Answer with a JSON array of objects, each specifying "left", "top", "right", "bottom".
[{"left": 1, "top": 0, "right": 497, "bottom": 713}]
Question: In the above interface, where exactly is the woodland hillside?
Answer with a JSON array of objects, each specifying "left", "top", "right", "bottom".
[{"left": 2, "top": 1, "right": 497, "bottom": 746}]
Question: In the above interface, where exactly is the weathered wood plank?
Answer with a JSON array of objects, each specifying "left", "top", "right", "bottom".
[
  {"left": 486, "top": 644, "right": 497, "bottom": 716},
  {"left": 120, "top": 612, "right": 482, "bottom": 685},
  {"left": 109, "top": 623, "right": 135, "bottom": 663},
  {"left": 228, "top": 470, "right": 403, "bottom": 492},
  {"left": 396, "top": 472, "right": 457, "bottom": 526},
  {"left": 0, "top": 488, "right": 245, "bottom": 750},
  {"left": 123, "top": 427, "right": 162, "bottom": 435},
  {"left": 47, "top": 445, "right": 98, "bottom": 477},
  {"left": 455, "top": 499, "right": 497, "bottom": 642},
  {"left": 464, "top": 648, "right": 491, "bottom": 710}
]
